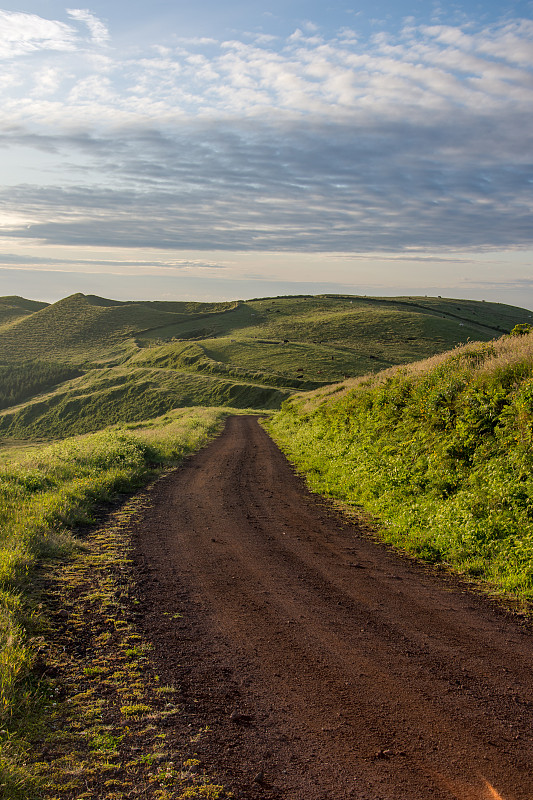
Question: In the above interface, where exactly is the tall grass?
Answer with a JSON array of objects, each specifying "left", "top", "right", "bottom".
[
  {"left": 0, "top": 406, "right": 226, "bottom": 794},
  {"left": 266, "top": 332, "right": 533, "bottom": 603}
]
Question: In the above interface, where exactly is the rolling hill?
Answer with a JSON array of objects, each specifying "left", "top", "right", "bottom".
[
  {"left": 0, "top": 296, "right": 49, "bottom": 327},
  {"left": 0, "top": 292, "right": 530, "bottom": 439}
]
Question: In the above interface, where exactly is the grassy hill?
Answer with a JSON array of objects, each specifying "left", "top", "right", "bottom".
[
  {"left": 0, "top": 294, "right": 238, "bottom": 365},
  {"left": 0, "top": 296, "right": 49, "bottom": 327},
  {"left": 266, "top": 327, "right": 533, "bottom": 602},
  {"left": 0, "top": 292, "right": 530, "bottom": 439},
  {"left": 0, "top": 366, "right": 288, "bottom": 439}
]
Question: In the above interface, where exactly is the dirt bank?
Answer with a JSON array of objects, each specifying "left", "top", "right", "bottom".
[{"left": 132, "top": 415, "right": 533, "bottom": 800}]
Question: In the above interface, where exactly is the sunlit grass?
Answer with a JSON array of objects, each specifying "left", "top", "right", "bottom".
[
  {"left": 0, "top": 294, "right": 236, "bottom": 365},
  {"left": 0, "top": 406, "right": 228, "bottom": 798},
  {"left": 267, "top": 330, "right": 533, "bottom": 604},
  {"left": 0, "top": 367, "right": 286, "bottom": 439}
]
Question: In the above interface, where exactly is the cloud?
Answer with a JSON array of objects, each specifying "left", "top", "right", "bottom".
[
  {"left": 0, "top": 116, "right": 531, "bottom": 254},
  {"left": 66, "top": 9, "right": 110, "bottom": 45},
  {"left": 2, "top": 14, "right": 533, "bottom": 121},
  {"left": 0, "top": 9, "right": 109, "bottom": 62},
  {"left": 0, "top": 252, "right": 225, "bottom": 271},
  {"left": 0, "top": 10, "right": 77, "bottom": 58},
  {"left": 0, "top": 13, "right": 531, "bottom": 255}
]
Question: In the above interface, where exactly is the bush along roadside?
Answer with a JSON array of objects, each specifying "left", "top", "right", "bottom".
[
  {"left": 265, "top": 333, "right": 533, "bottom": 605},
  {"left": 0, "top": 408, "right": 231, "bottom": 799}
]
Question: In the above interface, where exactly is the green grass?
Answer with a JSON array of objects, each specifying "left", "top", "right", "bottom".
[
  {"left": 266, "top": 329, "right": 533, "bottom": 604},
  {"left": 0, "top": 297, "right": 49, "bottom": 328},
  {"left": 0, "top": 294, "right": 238, "bottom": 366},
  {"left": 129, "top": 340, "right": 323, "bottom": 389},
  {"left": 0, "top": 366, "right": 289, "bottom": 439},
  {"left": 0, "top": 294, "right": 527, "bottom": 376},
  {"left": 0, "top": 292, "right": 530, "bottom": 440},
  {"left": 0, "top": 361, "right": 81, "bottom": 411},
  {"left": 0, "top": 406, "right": 230, "bottom": 798},
  {"left": 127, "top": 293, "right": 533, "bottom": 387}
]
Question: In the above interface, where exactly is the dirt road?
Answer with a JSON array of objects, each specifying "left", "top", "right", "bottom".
[{"left": 132, "top": 415, "right": 533, "bottom": 800}]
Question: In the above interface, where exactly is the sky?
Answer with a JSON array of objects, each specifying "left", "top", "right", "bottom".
[{"left": 0, "top": 1, "right": 532, "bottom": 308}]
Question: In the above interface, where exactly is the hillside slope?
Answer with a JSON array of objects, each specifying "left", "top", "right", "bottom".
[
  {"left": 0, "top": 296, "right": 49, "bottom": 327},
  {"left": 0, "top": 294, "right": 237, "bottom": 365},
  {"left": 0, "top": 366, "right": 289, "bottom": 438},
  {"left": 266, "top": 328, "right": 533, "bottom": 601},
  {"left": 0, "top": 292, "right": 531, "bottom": 438}
]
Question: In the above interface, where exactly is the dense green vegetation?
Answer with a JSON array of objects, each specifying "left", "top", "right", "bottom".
[
  {"left": 0, "top": 292, "right": 530, "bottom": 439},
  {"left": 266, "top": 330, "right": 533, "bottom": 602},
  {"left": 0, "top": 407, "right": 228, "bottom": 798}
]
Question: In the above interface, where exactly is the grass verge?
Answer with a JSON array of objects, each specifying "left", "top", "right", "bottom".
[
  {"left": 0, "top": 407, "right": 235, "bottom": 799},
  {"left": 31, "top": 485, "right": 231, "bottom": 799},
  {"left": 265, "top": 331, "right": 533, "bottom": 606}
]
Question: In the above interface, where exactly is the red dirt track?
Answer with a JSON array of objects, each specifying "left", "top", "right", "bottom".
[{"left": 132, "top": 415, "right": 533, "bottom": 800}]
